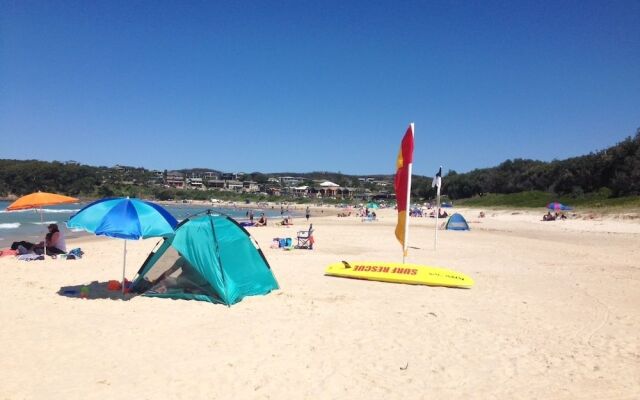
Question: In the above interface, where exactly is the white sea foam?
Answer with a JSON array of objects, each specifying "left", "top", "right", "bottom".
[
  {"left": 32, "top": 221, "right": 58, "bottom": 225},
  {"left": 0, "top": 208, "right": 79, "bottom": 214},
  {"left": 0, "top": 223, "right": 21, "bottom": 229}
]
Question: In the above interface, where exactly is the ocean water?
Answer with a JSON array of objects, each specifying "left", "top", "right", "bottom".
[{"left": 0, "top": 201, "right": 289, "bottom": 248}]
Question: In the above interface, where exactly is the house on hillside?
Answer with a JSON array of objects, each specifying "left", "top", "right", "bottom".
[
  {"left": 226, "top": 180, "right": 243, "bottom": 192},
  {"left": 243, "top": 181, "right": 259, "bottom": 193},
  {"left": 166, "top": 171, "right": 185, "bottom": 189},
  {"left": 187, "top": 177, "right": 204, "bottom": 189},
  {"left": 280, "top": 176, "right": 302, "bottom": 187},
  {"left": 206, "top": 179, "right": 226, "bottom": 189}
]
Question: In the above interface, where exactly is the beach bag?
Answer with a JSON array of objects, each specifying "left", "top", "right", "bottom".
[{"left": 68, "top": 248, "right": 84, "bottom": 259}]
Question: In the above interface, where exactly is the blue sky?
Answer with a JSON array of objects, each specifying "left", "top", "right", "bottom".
[{"left": 1, "top": 0, "right": 639, "bottom": 175}]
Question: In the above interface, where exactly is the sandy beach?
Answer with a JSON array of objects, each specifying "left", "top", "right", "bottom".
[{"left": 1, "top": 207, "right": 639, "bottom": 399}]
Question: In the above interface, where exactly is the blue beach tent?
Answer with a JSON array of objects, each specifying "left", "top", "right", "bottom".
[
  {"left": 445, "top": 213, "right": 470, "bottom": 231},
  {"left": 131, "top": 210, "right": 278, "bottom": 305}
]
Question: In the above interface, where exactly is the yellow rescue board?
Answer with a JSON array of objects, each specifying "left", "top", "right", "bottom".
[{"left": 325, "top": 261, "right": 474, "bottom": 288}]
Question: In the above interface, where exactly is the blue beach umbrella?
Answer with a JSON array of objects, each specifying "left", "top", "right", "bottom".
[{"left": 67, "top": 197, "right": 178, "bottom": 293}]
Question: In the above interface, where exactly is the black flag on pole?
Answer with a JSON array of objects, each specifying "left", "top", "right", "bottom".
[{"left": 431, "top": 166, "right": 442, "bottom": 188}]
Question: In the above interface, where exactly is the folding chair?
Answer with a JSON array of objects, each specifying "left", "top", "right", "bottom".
[{"left": 296, "top": 224, "right": 314, "bottom": 249}]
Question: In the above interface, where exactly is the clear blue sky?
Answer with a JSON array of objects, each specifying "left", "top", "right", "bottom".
[{"left": 1, "top": 0, "right": 639, "bottom": 175}]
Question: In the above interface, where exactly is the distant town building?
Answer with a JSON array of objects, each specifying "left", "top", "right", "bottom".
[
  {"left": 203, "top": 171, "right": 219, "bottom": 180},
  {"left": 187, "top": 177, "right": 204, "bottom": 189},
  {"left": 291, "top": 186, "right": 310, "bottom": 197},
  {"left": 225, "top": 180, "right": 244, "bottom": 192},
  {"left": 221, "top": 172, "right": 240, "bottom": 181},
  {"left": 242, "top": 181, "right": 259, "bottom": 193},
  {"left": 280, "top": 176, "right": 302, "bottom": 187},
  {"left": 166, "top": 171, "right": 185, "bottom": 189},
  {"left": 206, "top": 179, "right": 226, "bottom": 189}
]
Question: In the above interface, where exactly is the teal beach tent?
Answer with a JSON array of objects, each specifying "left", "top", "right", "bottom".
[
  {"left": 131, "top": 211, "right": 278, "bottom": 305},
  {"left": 445, "top": 213, "right": 470, "bottom": 231}
]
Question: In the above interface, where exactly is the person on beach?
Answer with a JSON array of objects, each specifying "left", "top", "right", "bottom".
[
  {"left": 255, "top": 213, "right": 267, "bottom": 226},
  {"left": 33, "top": 223, "right": 66, "bottom": 255},
  {"left": 249, "top": 209, "right": 254, "bottom": 223},
  {"left": 305, "top": 206, "right": 310, "bottom": 221}
]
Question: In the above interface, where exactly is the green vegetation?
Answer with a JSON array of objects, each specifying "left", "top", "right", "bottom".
[
  {"left": 456, "top": 190, "right": 640, "bottom": 210},
  {"left": 439, "top": 129, "right": 640, "bottom": 200}
]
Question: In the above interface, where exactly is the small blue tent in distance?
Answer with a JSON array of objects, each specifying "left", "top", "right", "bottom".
[
  {"left": 547, "top": 202, "right": 573, "bottom": 211},
  {"left": 445, "top": 213, "right": 470, "bottom": 231},
  {"left": 131, "top": 210, "right": 278, "bottom": 305}
]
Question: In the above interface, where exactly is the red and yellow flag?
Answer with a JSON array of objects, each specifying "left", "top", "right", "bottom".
[{"left": 394, "top": 124, "right": 414, "bottom": 251}]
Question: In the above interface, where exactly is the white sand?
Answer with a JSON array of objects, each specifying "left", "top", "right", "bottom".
[{"left": 1, "top": 208, "right": 638, "bottom": 399}]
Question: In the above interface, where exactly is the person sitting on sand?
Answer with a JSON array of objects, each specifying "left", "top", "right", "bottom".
[
  {"left": 255, "top": 213, "right": 267, "bottom": 226},
  {"left": 33, "top": 223, "right": 66, "bottom": 255},
  {"left": 542, "top": 212, "right": 555, "bottom": 221}
]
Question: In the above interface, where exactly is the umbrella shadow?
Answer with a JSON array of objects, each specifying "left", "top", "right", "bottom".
[{"left": 58, "top": 281, "right": 139, "bottom": 301}]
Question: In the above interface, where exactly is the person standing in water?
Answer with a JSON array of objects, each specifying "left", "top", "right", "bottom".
[{"left": 305, "top": 206, "right": 310, "bottom": 221}]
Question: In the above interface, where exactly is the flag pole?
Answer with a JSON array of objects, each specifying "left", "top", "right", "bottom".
[
  {"left": 122, "top": 240, "right": 127, "bottom": 295},
  {"left": 434, "top": 182, "right": 441, "bottom": 250},
  {"left": 403, "top": 123, "right": 414, "bottom": 263}
]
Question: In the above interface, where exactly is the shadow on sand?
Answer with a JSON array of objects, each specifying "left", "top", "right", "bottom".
[{"left": 57, "top": 281, "right": 139, "bottom": 301}]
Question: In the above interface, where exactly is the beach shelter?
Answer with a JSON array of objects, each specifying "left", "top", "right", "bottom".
[
  {"left": 547, "top": 202, "right": 573, "bottom": 211},
  {"left": 445, "top": 213, "right": 470, "bottom": 231},
  {"left": 131, "top": 210, "right": 279, "bottom": 305}
]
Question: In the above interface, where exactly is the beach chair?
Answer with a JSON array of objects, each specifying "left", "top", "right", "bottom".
[{"left": 296, "top": 224, "right": 314, "bottom": 249}]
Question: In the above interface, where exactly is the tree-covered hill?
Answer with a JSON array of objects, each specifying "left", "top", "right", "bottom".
[
  {"left": 0, "top": 128, "right": 638, "bottom": 202},
  {"left": 441, "top": 129, "right": 640, "bottom": 200}
]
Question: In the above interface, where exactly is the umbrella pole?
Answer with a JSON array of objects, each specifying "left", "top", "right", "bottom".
[
  {"left": 122, "top": 240, "right": 127, "bottom": 295},
  {"left": 40, "top": 209, "right": 47, "bottom": 257}
]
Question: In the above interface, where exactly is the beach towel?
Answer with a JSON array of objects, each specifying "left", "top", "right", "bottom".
[
  {"left": 17, "top": 254, "right": 44, "bottom": 261},
  {"left": 0, "top": 249, "right": 18, "bottom": 257}
]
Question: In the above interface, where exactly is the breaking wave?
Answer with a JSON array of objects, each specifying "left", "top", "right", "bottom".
[
  {"left": 0, "top": 223, "right": 21, "bottom": 229},
  {"left": 0, "top": 208, "right": 79, "bottom": 214}
]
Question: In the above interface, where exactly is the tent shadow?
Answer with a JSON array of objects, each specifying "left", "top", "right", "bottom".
[{"left": 57, "top": 281, "right": 139, "bottom": 301}]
